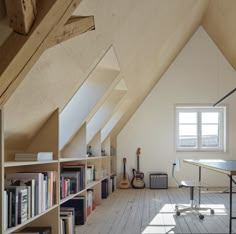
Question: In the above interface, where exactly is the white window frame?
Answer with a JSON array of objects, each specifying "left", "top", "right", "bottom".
[{"left": 176, "top": 105, "right": 226, "bottom": 152}]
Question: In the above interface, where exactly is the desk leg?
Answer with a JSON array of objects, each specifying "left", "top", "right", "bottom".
[
  {"left": 230, "top": 175, "right": 232, "bottom": 234},
  {"left": 199, "top": 166, "right": 201, "bottom": 205}
]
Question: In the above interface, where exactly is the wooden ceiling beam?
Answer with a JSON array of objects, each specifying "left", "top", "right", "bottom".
[
  {"left": 0, "top": 0, "right": 83, "bottom": 106},
  {"left": 49, "top": 16, "right": 95, "bottom": 47}
]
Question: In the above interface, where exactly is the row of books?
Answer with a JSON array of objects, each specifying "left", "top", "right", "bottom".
[
  {"left": 8, "top": 191, "right": 97, "bottom": 234},
  {"left": 12, "top": 226, "right": 52, "bottom": 233},
  {"left": 87, "top": 189, "right": 96, "bottom": 217},
  {"left": 87, "top": 164, "right": 95, "bottom": 184},
  {"left": 60, "top": 164, "right": 86, "bottom": 199},
  {"left": 101, "top": 179, "right": 108, "bottom": 199},
  {"left": 101, "top": 168, "right": 107, "bottom": 179},
  {"left": 60, "top": 207, "right": 75, "bottom": 234},
  {"left": 60, "top": 191, "right": 96, "bottom": 233},
  {"left": 60, "top": 172, "right": 81, "bottom": 199},
  {"left": 4, "top": 171, "right": 57, "bottom": 230},
  {"left": 110, "top": 175, "right": 117, "bottom": 193},
  {"left": 61, "top": 196, "right": 86, "bottom": 225}
]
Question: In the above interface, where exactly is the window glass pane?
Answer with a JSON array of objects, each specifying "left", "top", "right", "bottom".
[
  {"left": 202, "top": 125, "right": 218, "bottom": 135},
  {"left": 179, "top": 112, "right": 197, "bottom": 124},
  {"left": 179, "top": 136, "right": 197, "bottom": 147},
  {"left": 202, "top": 112, "right": 219, "bottom": 124},
  {"left": 201, "top": 125, "right": 219, "bottom": 147},
  {"left": 179, "top": 124, "right": 197, "bottom": 136},
  {"left": 201, "top": 135, "right": 219, "bottom": 147}
]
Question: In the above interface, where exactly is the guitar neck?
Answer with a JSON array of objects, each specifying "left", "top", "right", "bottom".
[
  {"left": 123, "top": 163, "right": 126, "bottom": 178},
  {"left": 137, "top": 155, "right": 139, "bottom": 172}
]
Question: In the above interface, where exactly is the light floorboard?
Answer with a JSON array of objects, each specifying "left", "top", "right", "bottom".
[{"left": 76, "top": 188, "right": 236, "bottom": 234}]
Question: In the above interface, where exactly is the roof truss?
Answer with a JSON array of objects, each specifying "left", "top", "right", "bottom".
[{"left": 0, "top": 0, "right": 95, "bottom": 106}]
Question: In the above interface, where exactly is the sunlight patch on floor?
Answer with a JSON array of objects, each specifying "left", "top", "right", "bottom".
[
  {"left": 142, "top": 203, "right": 227, "bottom": 234},
  {"left": 142, "top": 225, "right": 177, "bottom": 234}
]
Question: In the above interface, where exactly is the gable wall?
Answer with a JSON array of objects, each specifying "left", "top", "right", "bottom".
[{"left": 117, "top": 27, "right": 236, "bottom": 187}]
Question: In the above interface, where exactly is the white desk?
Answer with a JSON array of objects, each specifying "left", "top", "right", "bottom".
[{"left": 184, "top": 159, "right": 236, "bottom": 234}]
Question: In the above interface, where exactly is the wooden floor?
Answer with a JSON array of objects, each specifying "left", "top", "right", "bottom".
[{"left": 76, "top": 188, "right": 236, "bottom": 234}]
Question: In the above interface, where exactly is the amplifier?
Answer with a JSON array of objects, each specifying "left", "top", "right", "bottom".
[{"left": 149, "top": 172, "right": 168, "bottom": 189}]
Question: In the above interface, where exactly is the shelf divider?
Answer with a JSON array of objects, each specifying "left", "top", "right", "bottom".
[
  {"left": 0, "top": 109, "right": 4, "bottom": 234},
  {"left": 27, "top": 108, "right": 59, "bottom": 160}
]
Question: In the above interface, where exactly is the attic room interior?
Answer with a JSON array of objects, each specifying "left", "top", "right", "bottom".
[{"left": 1, "top": 0, "right": 236, "bottom": 233}]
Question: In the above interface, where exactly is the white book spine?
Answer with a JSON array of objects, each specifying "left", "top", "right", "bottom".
[
  {"left": 4, "top": 191, "right": 8, "bottom": 231},
  {"left": 31, "top": 179, "right": 35, "bottom": 217},
  {"left": 39, "top": 173, "right": 43, "bottom": 213},
  {"left": 26, "top": 186, "right": 31, "bottom": 219},
  {"left": 20, "top": 188, "right": 28, "bottom": 223}
]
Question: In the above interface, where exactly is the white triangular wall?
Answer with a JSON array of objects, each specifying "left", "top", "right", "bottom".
[{"left": 117, "top": 27, "right": 236, "bottom": 187}]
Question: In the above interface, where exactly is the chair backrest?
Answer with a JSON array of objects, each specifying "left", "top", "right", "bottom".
[{"left": 172, "top": 160, "right": 181, "bottom": 187}]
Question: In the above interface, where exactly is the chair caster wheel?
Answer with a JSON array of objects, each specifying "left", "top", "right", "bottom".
[
  {"left": 210, "top": 209, "right": 214, "bottom": 215},
  {"left": 176, "top": 211, "right": 180, "bottom": 216},
  {"left": 199, "top": 214, "right": 204, "bottom": 220}
]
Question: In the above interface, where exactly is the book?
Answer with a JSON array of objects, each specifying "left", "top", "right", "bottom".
[
  {"left": 17, "top": 187, "right": 29, "bottom": 224},
  {"left": 62, "top": 164, "right": 85, "bottom": 190},
  {"left": 5, "top": 186, "right": 19, "bottom": 227},
  {"left": 8, "top": 190, "right": 13, "bottom": 228},
  {"left": 87, "top": 165, "right": 95, "bottom": 184},
  {"left": 60, "top": 212, "right": 74, "bottom": 234},
  {"left": 61, "top": 196, "right": 86, "bottom": 225},
  {"left": 60, "top": 207, "right": 75, "bottom": 228},
  {"left": 4, "top": 191, "right": 8, "bottom": 230},
  {"left": 5, "top": 178, "right": 35, "bottom": 218},
  {"left": 6, "top": 173, "right": 44, "bottom": 215},
  {"left": 101, "top": 179, "right": 108, "bottom": 199},
  {"left": 15, "top": 152, "right": 53, "bottom": 161},
  {"left": 60, "top": 172, "right": 80, "bottom": 198},
  {"left": 86, "top": 189, "right": 94, "bottom": 216},
  {"left": 60, "top": 219, "right": 65, "bottom": 234},
  {"left": 5, "top": 185, "right": 29, "bottom": 225}
]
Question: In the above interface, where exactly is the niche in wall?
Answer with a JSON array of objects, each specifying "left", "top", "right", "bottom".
[
  {"left": 60, "top": 46, "right": 120, "bottom": 149},
  {"left": 86, "top": 79, "right": 127, "bottom": 144}
]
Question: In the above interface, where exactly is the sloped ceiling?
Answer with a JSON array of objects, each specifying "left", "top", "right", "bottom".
[
  {"left": 202, "top": 0, "right": 236, "bottom": 71},
  {"left": 1, "top": 0, "right": 236, "bottom": 149}
]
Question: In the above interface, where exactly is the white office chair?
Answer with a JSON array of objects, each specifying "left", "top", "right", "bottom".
[{"left": 172, "top": 161, "right": 214, "bottom": 220}]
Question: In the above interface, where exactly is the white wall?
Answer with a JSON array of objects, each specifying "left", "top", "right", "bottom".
[{"left": 117, "top": 27, "right": 236, "bottom": 187}]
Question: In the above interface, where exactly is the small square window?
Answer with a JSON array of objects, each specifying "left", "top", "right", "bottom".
[{"left": 176, "top": 106, "right": 226, "bottom": 152}]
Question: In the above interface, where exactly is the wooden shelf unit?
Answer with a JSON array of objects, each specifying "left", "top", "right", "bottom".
[{"left": 1, "top": 108, "right": 117, "bottom": 234}]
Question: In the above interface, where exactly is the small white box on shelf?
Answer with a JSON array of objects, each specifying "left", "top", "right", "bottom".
[{"left": 15, "top": 152, "right": 53, "bottom": 161}]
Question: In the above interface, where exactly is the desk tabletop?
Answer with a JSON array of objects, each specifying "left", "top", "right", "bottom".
[{"left": 184, "top": 159, "right": 236, "bottom": 175}]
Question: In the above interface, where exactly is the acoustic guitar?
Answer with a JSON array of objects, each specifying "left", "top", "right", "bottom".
[
  {"left": 131, "top": 147, "right": 145, "bottom": 189},
  {"left": 119, "top": 158, "right": 130, "bottom": 189}
]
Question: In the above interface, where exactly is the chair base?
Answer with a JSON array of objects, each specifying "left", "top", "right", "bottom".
[{"left": 175, "top": 204, "right": 214, "bottom": 220}]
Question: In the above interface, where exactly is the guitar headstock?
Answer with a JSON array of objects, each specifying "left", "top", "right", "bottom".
[
  {"left": 123, "top": 157, "right": 127, "bottom": 164},
  {"left": 136, "top": 147, "right": 141, "bottom": 157}
]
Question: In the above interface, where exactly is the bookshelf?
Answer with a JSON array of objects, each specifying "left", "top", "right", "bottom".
[
  {"left": 1, "top": 108, "right": 117, "bottom": 234},
  {"left": 0, "top": 109, "right": 4, "bottom": 234}
]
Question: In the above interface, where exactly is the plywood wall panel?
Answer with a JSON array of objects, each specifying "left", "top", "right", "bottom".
[{"left": 3, "top": 0, "right": 209, "bottom": 151}]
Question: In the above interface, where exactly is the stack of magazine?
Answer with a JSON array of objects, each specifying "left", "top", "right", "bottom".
[{"left": 15, "top": 152, "right": 53, "bottom": 161}]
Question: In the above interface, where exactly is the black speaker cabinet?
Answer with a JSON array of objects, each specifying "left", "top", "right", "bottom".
[{"left": 149, "top": 172, "right": 168, "bottom": 189}]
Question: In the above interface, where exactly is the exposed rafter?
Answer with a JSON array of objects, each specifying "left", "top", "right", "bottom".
[
  {"left": 49, "top": 16, "right": 95, "bottom": 47},
  {"left": 0, "top": 0, "right": 94, "bottom": 106}
]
